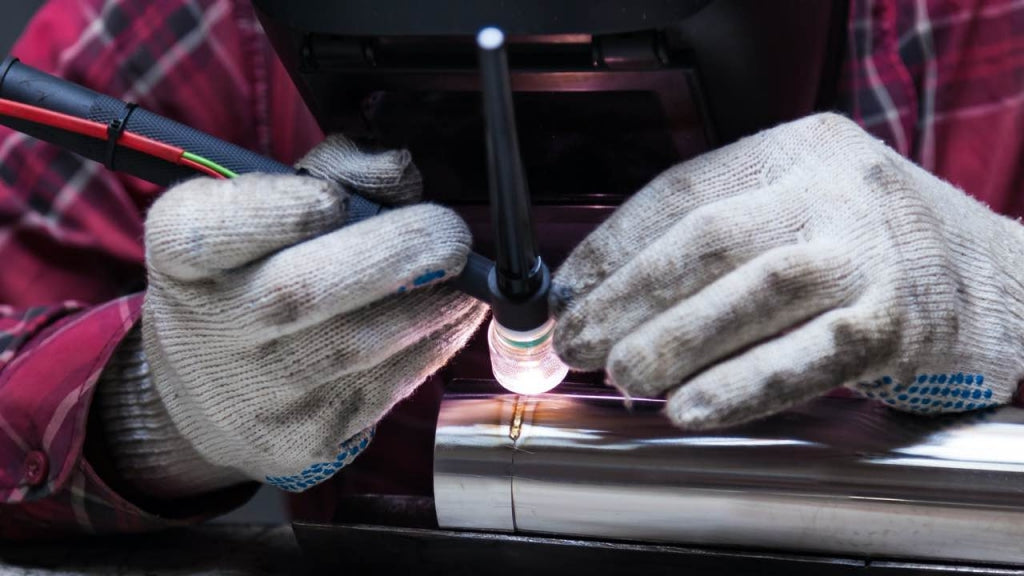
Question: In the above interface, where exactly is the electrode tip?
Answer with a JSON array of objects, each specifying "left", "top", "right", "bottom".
[{"left": 477, "top": 27, "right": 505, "bottom": 50}]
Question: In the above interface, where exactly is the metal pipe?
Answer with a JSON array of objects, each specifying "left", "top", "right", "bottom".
[{"left": 434, "top": 385, "right": 1024, "bottom": 564}]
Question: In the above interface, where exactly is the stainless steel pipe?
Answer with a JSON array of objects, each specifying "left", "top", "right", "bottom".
[{"left": 434, "top": 384, "right": 1024, "bottom": 564}]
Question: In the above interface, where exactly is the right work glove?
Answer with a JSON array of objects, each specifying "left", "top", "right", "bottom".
[
  {"left": 96, "top": 135, "right": 487, "bottom": 497},
  {"left": 552, "top": 113, "right": 1024, "bottom": 431}
]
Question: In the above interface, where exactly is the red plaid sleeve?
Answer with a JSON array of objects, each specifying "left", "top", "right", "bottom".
[
  {"left": 1, "top": 295, "right": 150, "bottom": 537},
  {"left": 838, "top": 0, "right": 1023, "bottom": 213},
  {"left": 0, "top": 0, "right": 320, "bottom": 537}
]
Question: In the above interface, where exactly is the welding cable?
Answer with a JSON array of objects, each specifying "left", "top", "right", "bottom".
[{"left": 0, "top": 98, "right": 231, "bottom": 180}]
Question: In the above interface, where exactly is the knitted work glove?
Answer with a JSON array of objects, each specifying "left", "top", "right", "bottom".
[
  {"left": 551, "top": 113, "right": 1024, "bottom": 431},
  {"left": 97, "top": 135, "right": 486, "bottom": 497}
]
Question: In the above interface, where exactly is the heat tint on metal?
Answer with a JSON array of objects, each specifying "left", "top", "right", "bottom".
[{"left": 434, "top": 384, "right": 1024, "bottom": 566}]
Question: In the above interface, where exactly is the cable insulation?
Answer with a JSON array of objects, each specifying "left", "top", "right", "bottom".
[
  {"left": 181, "top": 151, "right": 237, "bottom": 178},
  {"left": 180, "top": 156, "right": 226, "bottom": 179},
  {"left": 0, "top": 98, "right": 229, "bottom": 179}
]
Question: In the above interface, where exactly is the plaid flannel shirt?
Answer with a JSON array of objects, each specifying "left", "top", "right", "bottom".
[
  {"left": 0, "top": 0, "right": 322, "bottom": 538},
  {"left": 0, "top": 0, "right": 1020, "bottom": 537}
]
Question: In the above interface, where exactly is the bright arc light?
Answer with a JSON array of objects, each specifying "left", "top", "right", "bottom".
[{"left": 488, "top": 317, "right": 569, "bottom": 395}]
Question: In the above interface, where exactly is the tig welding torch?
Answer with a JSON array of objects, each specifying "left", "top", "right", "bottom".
[
  {"left": 477, "top": 27, "right": 568, "bottom": 394},
  {"left": 0, "top": 56, "right": 492, "bottom": 302}
]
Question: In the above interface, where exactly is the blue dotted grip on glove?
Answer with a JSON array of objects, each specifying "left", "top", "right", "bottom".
[
  {"left": 265, "top": 427, "right": 375, "bottom": 492},
  {"left": 397, "top": 269, "right": 448, "bottom": 294},
  {"left": 853, "top": 373, "right": 995, "bottom": 414}
]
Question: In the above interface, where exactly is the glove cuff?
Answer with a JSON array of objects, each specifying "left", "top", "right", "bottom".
[{"left": 95, "top": 326, "right": 248, "bottom": 499}]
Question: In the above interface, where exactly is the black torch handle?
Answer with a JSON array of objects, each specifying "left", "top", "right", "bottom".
[
  {"left": 0, "top": 56, "right": 492, "bottom": 301},
  {"left": 477, "top": 28, "right": 551, "bottom": 331}
]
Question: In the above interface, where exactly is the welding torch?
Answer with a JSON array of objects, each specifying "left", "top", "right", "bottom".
[
  {"left": 476, "top": 27, "right": 568, "bottom": 394},
  {"left": 0, "top": 30, "right": 568, "bottom": 394}
]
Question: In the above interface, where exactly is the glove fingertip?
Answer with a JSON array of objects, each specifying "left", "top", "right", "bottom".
[
  {"left": 296, "top": 134, "right": 423, "bottom": 206},
  {"left": 407, "top": 203, "right": 474, "bottom": 252},
  {"left": 664, "top": 385, "right": 731, "bottom": 431},
  {"left": 146, "top": 174, "right": 347, "bottom": 280},
  {"left": 551, "top": 312, "right": 606, "bottom": 373},
  {"left": 606, "top": 338, "right": 667, "bottom": 399},
  {"left": 388, "top": 203, "right": 474, "bottom": 294},
  {"left": 548, "top": 280, "right": 577, "bottom": 317}
]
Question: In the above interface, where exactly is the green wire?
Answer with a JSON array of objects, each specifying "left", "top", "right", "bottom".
[{"left": 181, "top": 151, "right": 238, "bottom": 178}]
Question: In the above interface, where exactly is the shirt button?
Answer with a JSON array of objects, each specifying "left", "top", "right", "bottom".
[{"left": 23, "top": 451, "right": 48, "bottom": 486}]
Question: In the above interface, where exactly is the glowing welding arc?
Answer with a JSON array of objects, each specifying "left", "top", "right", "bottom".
[{"left": 488, "top": 318, "right": 569, "bottom": 395}]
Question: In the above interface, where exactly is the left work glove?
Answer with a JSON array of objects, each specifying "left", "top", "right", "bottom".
[
  {"left": 96, "top": 136, "right": 486, "bottom": 498},
  {"left": 551, "top": 113, "right": 1024, "bottom": 430}
]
